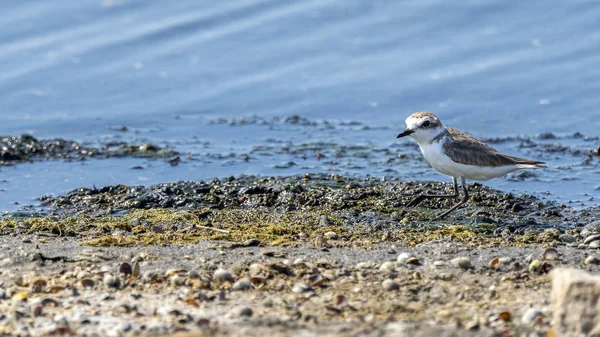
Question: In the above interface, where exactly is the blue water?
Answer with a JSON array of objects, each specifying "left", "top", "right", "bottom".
[{"left": 1, "top": 0, "right": 599, "bottom": 212}]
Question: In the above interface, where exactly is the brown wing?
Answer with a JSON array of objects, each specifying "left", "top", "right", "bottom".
[{"left": 443, "top": 128, "right": 545, "bottom": 167}]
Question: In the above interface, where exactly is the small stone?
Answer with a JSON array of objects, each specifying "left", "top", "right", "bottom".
[
  {"left": 103, "top": 274, "right": 120, "bottom": 289},
  {"left": 512, "top": 203, "right": 524, "bottom": 212},
  {"left": 235, "top": 306, "right": 253, "bottom": 317},
  {"left": 324, "top": 231, "right": 339, "bottom": 240},
  {"left": 433, "top": 260, "right": 446, "bottom": 268},
  {"left": 489, "top": 257, "right": 500, "bottom": 269},
  {"left": 558, "top": 234, "right": 577, "bottom": 243},
  {"left": 529, "top": 260, "right": 542, "bottom": 274},
  {"left": 319, "top": 215, "right": 334, "bottom": 226},
  {"left": 541, "top": 228, "right": 559, "bottom": 241},
  {"left": 292, "top": 283, "right": 312, "bottom": 293},
  {"left": 335, "top": 268, "right": 350, "bottom": 277},
  {"left": 578, "top": 243, "right": 587, "bottom": 249},
  {"left": 543, "top": 248, "right": 559, "bottom": 261},
  {"left": 232, "top": 278, "right": 251, "bottom": 291},
  {"left": 248, "top": 263, "right": 264, "bottom": 277},
  {"left": 405, "top": 257, "right": 421, "bottom": 265},
  {"left": 132, "top": 261, "right": 140, "bottom": 278},
  {"left": 292, "top": 259, "right": 306, "bottom": 267},
  {"left": 584, "top": 256, "right": 600, "bottom": 265},
  {"left": 581, "top": 221, "right": 600, "bottom": 238},
  {"left": 521, "top": 308, "right": 543, "bottom": 325},
  {"left": 119, "top": 262, "right": 133, "bottom": 276},
  {"left": 213, "top": 269, "right": 234, "bottom": 283},
  {"left": 584, "top": 234, "right": 600, "bottom": 245},
  {"left": 452, "top": 257, "right": 472, "bottom": 270},
  {"left": 396, "top": 253, "right": 413, "bottom": 264},
  {"left": 355, "top": 262, "right": 372, "bottom": 270},
  {"left": 379, "top": 261, "right": 396, "bottom": 272},
  {"left": 590, "top": 241, "right": 600, "bottom": 249},
  {"left": 382, "top": 279, "right": 399, "bottom": 291}
]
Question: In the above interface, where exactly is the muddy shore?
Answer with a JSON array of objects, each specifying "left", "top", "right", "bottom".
[{"left": 0, "top": 174, "right": 599, "bottom": 336}]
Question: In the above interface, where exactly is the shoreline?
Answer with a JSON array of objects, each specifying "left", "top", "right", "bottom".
[{"left": 0, "top": 174, "right": 598, "bottom": 336}]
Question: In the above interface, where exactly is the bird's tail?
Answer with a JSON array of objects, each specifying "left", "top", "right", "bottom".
[{"left": 516, "top": 162, "right": 546, "bottom": 169}]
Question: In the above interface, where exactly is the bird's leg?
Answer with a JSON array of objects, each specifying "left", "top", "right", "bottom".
[
  {"left": 432, "top": 177, "right": 469, "bottom": 220},
  {"left": 406, "top": 177, "right": 459, "bottom": 207}
]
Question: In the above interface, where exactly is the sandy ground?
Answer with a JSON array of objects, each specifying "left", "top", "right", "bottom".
[{"left": 1, "top": 233, "right": 593, "bottom": 337}]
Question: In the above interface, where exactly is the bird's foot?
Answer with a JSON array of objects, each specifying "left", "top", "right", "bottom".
[{"left": 406, "top": 194, "right": 426, "bottom": 207}]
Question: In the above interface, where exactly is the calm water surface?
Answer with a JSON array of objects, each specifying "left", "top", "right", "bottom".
[{"left": 1, "top": 0, "right": 599, "bottom": 211}]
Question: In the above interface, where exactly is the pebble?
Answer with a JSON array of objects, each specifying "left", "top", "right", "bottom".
[
  {"left": 335, "top": 268, "right": 351, "bottom": 277},
  {"left": 213, "top": 269, "right": 234, "bottom": 283},
  {"left": 232, "top": 278, "right": 252, "bottom": 291},
  {"left": 521, "top": 308, "right": 543, "bottom": 325},
  {"left": 590, "top": 241, "right": 600, "bottom": 249},
  {"left": 396, "top": 252, "right": 413, "bottom": 264},
  {"left": 119, "top": 262, "right": 133, "bottom": 276},
  {"left": 528, "top": 260, "right": 542, "bottom": 274},
  {"left": 584, "top": 256, "right": 600, "bottom": 265},
  {"left": 319, "top": 215, "right": 334, "bottom": 226},
  {"left": 355, "top": 262, "right": 373, "bottom": 270},
  {"left": 132, "top": 261, "right": 140, "bottom": 278},
  {"left": 452, "top": 257, "right": 472, "bottom": 270},
  {"left": 584, "top": 234, "right": 600, "bottom": 245},
  {"left": 381, "top": 279, "right": 399, "bottom": 291},
  {"left": 235, "top": 306, "right": 253, "bottom": 317},
  {"left": 558, "top": 234, "right": 577, "bottom": 243},
  {"left": 406, "top": 257, "right": 421, "bottom": 265},
  {"left": 292, "top": 283, "right": 312, "bottom": 293},
  {"left": 433, "top": 260, "right": 446, "bottom": 268},
  {"left": 581, "top": 221, "right": 600, "bottom": 237},
  {"left": 489, "top": 258, "right": 500, "bottom": 269},
  {"left": 324, "top": 231, "right": 339, "bottom": 240},
  {"left": 248, "top": 263, "right": 264, "bottom": 277},
  {"left": 542, "top": 248, "right": 559, "bottom": 261},
  {"left": 103, "top": 274, "right": 120, "bottom": 288},
  {"left": 379, "top": 261, "right": 396, "bottom": 272}
]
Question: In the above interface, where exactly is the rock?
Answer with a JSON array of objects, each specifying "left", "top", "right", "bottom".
[
  {"left": 584, "top": 256, "right": 600, "bottom": 265},
  {"left": 541, "top": 228, "right": 559, "bottom": 241},
  {"left": 292, "top": 283, "right": 312, "bottom": 293},
  {"left": 235, "top": 306, "right": 253, "bottom": 317},
  {"left": 324, "top": 231, "right": 339, "bottom": 240},
  {"left": 396, "top": 253, "right": 413, "bottom": 264},
  {"left": 521, "top": 308, "right": 543, "bottom": 325},
  {"left": 528, "top": 260, "right": 542, "bottom": 274},
  {"left": 585, "top": 234, "right": 600, "bottom": 245},
  {"left": 355, "top": 262, "right": 373, "bottom": 270},
  {"left": 103, "top": 273, "right": 120, "bottom": 289},
  {"left": 248, "top": 263, "right": 264, "bottom": 277},
  {"left": 232, "top": 278, "right": 251, "bottom": 291},
  {"left": 379, "top": 261, "right": 396, "bottom": 272},
  {"left": 582, "top": 221, "right": 600, "bottom": 237},
  {"left": 382, "top": 279, "right": 399, "bottom": 291},
  {"left": 452, "top": 257, "right": 472, "bottom": 270},
  {"left": 591, "top": 241, "right": 600, "bottom": 249},
  {"left": 213, "top": 269, "right": 234, "bottom": 283},
  {"left": 542, "top": 248, "right": 559, "bottom": 261},
  {"left": 319, "top": 215, "right": 334, "bottom": 226},
  {"left": 558, "top": 234, "right": 577, "bottom": 243},
  {"left": 551, "top": 268, "right": 600, "bottom": 336}
]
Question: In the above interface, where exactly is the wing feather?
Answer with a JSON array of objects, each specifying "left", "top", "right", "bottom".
[{"left": 442, "top": 128, "right": 545, "bottom": 167}]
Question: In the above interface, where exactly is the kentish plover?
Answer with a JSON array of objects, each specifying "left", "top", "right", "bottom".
[{"left": 397, "top": 111, "right": 546, "bottom": 219}]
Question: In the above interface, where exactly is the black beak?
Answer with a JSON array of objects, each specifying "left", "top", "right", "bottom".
[{"left": 396, "top": 128, "right": 414, "bottom": 138}]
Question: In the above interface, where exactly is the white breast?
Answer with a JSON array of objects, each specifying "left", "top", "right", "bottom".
[{"left": 418, "top": 142, "right": 520, "bottom": 181}]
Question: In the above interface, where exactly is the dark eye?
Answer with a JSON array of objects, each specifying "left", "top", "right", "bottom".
[{"left": 422, "top": 120, "right": 431, "bottom": 128}]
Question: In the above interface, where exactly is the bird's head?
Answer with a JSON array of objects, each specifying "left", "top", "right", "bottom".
[{"left": 397, "top": 111, "right": 444, "bottom": 144}]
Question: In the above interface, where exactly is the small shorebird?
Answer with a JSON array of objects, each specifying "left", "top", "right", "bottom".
[{"left": 397, "top": 111, "right": 546, "bottom": 219}]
